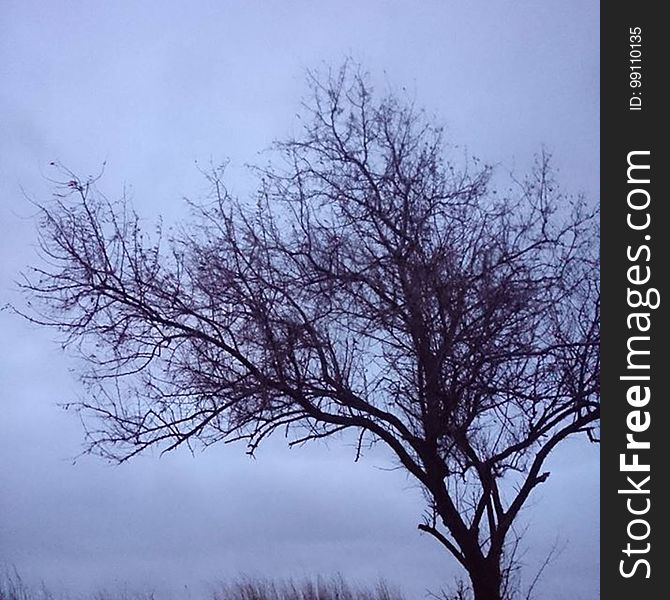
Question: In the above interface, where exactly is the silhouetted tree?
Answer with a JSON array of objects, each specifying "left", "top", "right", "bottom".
[{"left": 21, "top": 65, "right": 599, "bottom": 600}]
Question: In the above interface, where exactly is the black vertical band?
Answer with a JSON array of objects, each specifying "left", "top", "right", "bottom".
[{"left": 601, "top": 3, "right": 668, "bottom": 597}]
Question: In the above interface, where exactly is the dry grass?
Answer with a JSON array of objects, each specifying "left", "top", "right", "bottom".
[
  {"left": 1, "top": 570, "right": 405, "bottom": 600},
  {"left": 0, "top": 569, "right": 56, "bottom": 600},
  {"left": 211, "top": 575, "right": 404, "bottom": 600}
]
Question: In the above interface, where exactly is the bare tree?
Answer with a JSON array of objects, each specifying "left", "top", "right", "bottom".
[{"left": 20, "top": 65, "right": 599, "bottom": 600}]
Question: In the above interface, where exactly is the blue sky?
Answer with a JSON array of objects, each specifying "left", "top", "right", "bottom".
[{"left": 0, "top": 2, "right": 598, "bottom": 598}]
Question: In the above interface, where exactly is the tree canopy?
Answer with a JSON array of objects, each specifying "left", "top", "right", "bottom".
[{"left": 22, "top": 65, "right": 599, "bottom": 600}]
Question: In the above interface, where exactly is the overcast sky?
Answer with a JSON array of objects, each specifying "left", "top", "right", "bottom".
[{"left": 0, "top": 2, "right": 598, "bottom": 599}]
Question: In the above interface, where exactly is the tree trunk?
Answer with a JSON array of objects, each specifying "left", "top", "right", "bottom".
[{"left": 468, "top": 558, "right": 503, "bottom": 600}]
